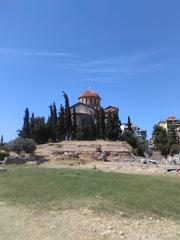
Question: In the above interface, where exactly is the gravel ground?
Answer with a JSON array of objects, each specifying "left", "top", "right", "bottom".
[{"left": 0, "top": 202, "right": 180, "bottom": 240}]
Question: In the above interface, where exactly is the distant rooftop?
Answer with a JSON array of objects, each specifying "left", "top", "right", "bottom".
[{"left": 78, "top": 90, "right": 101, "bottom": 99}]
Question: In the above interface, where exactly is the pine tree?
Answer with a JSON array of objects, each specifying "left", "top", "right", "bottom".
[
  {"left": 167, "top": 127, "right": 180, "bottom": 156},
  {"left": 22, "top": 108, "right": 31, "bottom": 138},
  {"left": 63, "top": 92, "right": 72, "bottom": 140},
  {"left": 31, "top": 117, "right": 48, "bottom": 144},
  {"left": 122, "top": 130, "right": 137, "bottom": 148},
  {"left": 152, "top": 125, "right": 169, "bottom": 157},
  {"left": 168, "top": 127, "right": 177, "bottom": 145}
]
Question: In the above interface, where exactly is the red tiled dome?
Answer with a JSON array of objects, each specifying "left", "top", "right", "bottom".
[{"left": 79, "top": 90, "right": 101, "bottom": 99}]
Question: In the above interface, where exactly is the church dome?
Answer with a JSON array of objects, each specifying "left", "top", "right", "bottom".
[
  {"left": 78, "top": 90, "right": 101, "bottom": 100},
  {"left": 78, "top": 90, "right": 101, "bottom": 109}
]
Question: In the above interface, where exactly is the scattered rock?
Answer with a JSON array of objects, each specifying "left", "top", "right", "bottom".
[
  {"left": 63, "top": 152, "right": 79, "bottom": 158},
  {"left": 119, "top": 231, "right": 124, "bottom": 235},
  {"left": 0, "top": 167, "right": 6, "bottom": 172},
  {"left": 69, "top": 161, "right": 80, "bottom": 167},
  {"left": 3, "top": 157, "right": 26, "bottom": 165},
  {"left": 120, "top": 236, "right": 125, "bottom": 239},
  {"left": 108, "top": 226, "right": 113, "bottom": 230},
  {"left": 3, "top": 155, "right": 46, "bottom": 165},
  {"left": 91, "top": 152, "right": 108, "bottom": 161},
  {"left": 113, "top": 154, "right": 134, "bottom": 162},
  {"left": 49, "top": 225, "right": 56, "bottom": 229},
  {"left": 101, "top": 230, "right": 112, "bottom": 236},
  {"left": 119, "top": 211, "right": 124, "bottom": 216},
  {"left": 49, "top": 143, "right": 54, "bottom": 146}
]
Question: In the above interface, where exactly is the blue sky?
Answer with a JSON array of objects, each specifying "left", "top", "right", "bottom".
[{"left": 0, "top": 0, "right": 180, "bottom": 141}]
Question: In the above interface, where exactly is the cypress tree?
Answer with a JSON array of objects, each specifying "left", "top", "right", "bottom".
[
  {"left": 127, "top": 116, "right": 133, "bottom": 132},
  {"left": 106, "top": 111, "right": 115, "bottom": 140},
  {"left": 22, "top": 108, "right": 31, "bottom": 138},
  {"left": 99, "top": 108, "right": 106, "bottom": 139},
  {"left": 52, "top": 102, "right": 57, "bottom": 141},
  {"left": 63, "top": 92, "right": 72, "bottom": 140},
  {"left": 52, "top": 102, "right": 58, "bottom": 125},
  {"left": 77, "top": 117, "right": 89, "bottom": 140},
  {"left": 48, "top": 104, "right": 53, "bottom": 141},
  {"left": 112, "top": 111, "right": 122, "bottom": 140},
  {"left": 30, "top": 112, "right": 35, "bottom": 139},
  {"left": 71, "top": 107, "right": 77, "bottom": 140},
  {"left": 46, "top": 103, "right": 58, "bottom": 142},
  {"left": 88, "top": 112, "right": 96, "bottom": 140},
  {"left": 56, "top": 105, "right": 65, "bottom": 141},
  {"left": 95, "top": 109, "right": 100, "bottom": 139},
  {"left": 0, "top": 135, "right": 4, "bottom": 146}
]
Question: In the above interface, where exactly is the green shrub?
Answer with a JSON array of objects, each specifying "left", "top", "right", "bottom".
[
  {"left": 170, "top": 144, "right": 180, "bottom": 156},
  {"left": 0, "top": 150, "right": 9, "bottom": 160},
  {"left": 23, "top": 138, "right": 37, "bottom": 154},
  {"left": 4, "top": 138, "right": 36, "bottom": 156}
]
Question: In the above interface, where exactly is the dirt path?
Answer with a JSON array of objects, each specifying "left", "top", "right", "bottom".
[
  {"left": 0, "top": 202, "right": 180, "bottom": 240},
  {"left": 41, "top": 159, "right": 178, "bottom": 176}
]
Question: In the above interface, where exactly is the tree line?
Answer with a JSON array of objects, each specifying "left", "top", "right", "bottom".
[
  {"left": 152, "top": 125, "right": 180, "bottom": 157},
  {"left": 17, "top": 92, "right": 147, "bottom": 156},
  {"left": 18, "top": 92, "right": 122, "bottom": 143},
  {"left": 2, "top": 92, "right": 180, "bottom": 159}
]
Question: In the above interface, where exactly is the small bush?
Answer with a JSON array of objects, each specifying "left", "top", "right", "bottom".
[
  {"left": 5, "top": 138, "right": 36, "bottom": 156},
  {"left": 0, "top": 150, "right": 9, "bottom": 160},
  {"left": 23, "top": 138, "right": 37, "bottom": 154}
]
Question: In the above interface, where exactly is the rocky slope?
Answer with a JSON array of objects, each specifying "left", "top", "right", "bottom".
[{"left": 36, "top": 140, "right": 133, "bottom": 162}]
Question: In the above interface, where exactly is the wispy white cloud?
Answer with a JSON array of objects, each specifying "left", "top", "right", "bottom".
[
  {"left": 0, "top": 47, "right": 167, "bottom": 82},
  {"left": 64, "top": 50, "right": 160, "bottom": 69},
  {"left": 0, "top": 48, "right": 76, "bottom": 57},
  {"left": 62, "top": 51, "right": 166, "bottom": 78},
  {"left": 77, "top": 61, "right": 166, "bottom": 83}
]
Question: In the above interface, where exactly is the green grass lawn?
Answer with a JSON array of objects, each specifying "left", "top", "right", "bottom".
[{"left": 0, "top": 166, "right": 180, "bottom": 219}]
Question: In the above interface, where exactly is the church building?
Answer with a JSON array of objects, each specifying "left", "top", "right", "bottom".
[{"left": 70, "top": 90, "right": 118, "bottom": 122}]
